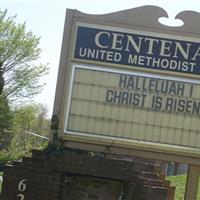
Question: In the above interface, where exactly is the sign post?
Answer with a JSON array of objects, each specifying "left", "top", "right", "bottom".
[
  {"left": 185, "top": 165, "right": 200, "bottom": 200},
  {"left": 52, "top": 6, "right": 200, "bottom": 199}
]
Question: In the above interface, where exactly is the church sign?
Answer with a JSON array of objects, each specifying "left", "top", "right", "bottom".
[{"left": 53, "top": 7, "right": 200, "bottom": 158}]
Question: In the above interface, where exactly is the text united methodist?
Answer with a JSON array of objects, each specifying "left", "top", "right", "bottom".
[{"left": 74, "top": 26, "right": 200, "bottom": 75}]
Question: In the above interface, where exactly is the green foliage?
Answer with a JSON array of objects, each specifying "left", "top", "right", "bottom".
[
  {"left": 0, "top": 9, "right": 49, "bottom": 174},
  {"left": 0, "top": 9, "right": 48, "bottom": 101},
  {"left": 50, "top": 115, "right": 59, "bottom": 130},
  {"left": 167, "top": 175, "right": 200, "bottom": 200},
  {"left": 45, "top": 138, "right": 65, "bottom": 155},
  {"left": 11, "top": 103, "right": 50, "bottom": 136},
  {"left": 45, "top": 114, "right": 65, "bottom": 155},
  {"left": 0, "top": 103, "right": 50, "bottom": 168},
  {"left": 0, "top": 133, "right": 48, "bottom": 169},
  {"left": 0, "top": 132, "right": 48, "bottom": 169}
]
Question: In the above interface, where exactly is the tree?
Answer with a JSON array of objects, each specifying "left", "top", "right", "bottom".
[
  {"left": 0, "top": 9, "right": 48, "bottom": 102},
  {"left": 12, "top": 103, "right": 50, "bottom": 136},
  {"left": 0, "top": 96, "right": 12, "bottom": 149},
  {"left": 0, "top": 96, "right": 10, "bottom": 131},
  {"left": 0, "top": 103, "right": 49, "bottom": 167},
  {"left": 11, "top": 103, "right": 50, "bottom": 151},
  {"left": 0, "top": 10, "right": 49, "bottom": 164}
]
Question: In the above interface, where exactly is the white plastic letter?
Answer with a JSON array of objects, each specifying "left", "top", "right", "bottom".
[{"left": 95, "top": 31, "right": 110, "bottom": 48}]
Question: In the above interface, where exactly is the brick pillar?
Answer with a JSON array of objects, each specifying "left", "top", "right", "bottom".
[
  {"left": 1, "top": 163, "right": 63, "bottom": 200},
  {"left": 1, "top": 165, "right": 38, "bottom": 200}
]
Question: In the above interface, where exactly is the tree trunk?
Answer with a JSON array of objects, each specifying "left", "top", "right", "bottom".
[{"left": 0, "top": 69, "right": 5, "bottom": 95}]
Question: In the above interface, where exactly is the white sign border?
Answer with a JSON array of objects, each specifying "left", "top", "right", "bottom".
[{"left": 63, "top": 64, "right": 200, "bottom": 156}]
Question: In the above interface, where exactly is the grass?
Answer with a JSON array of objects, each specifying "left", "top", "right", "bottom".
[{"left": 167, "top": 174, "right": 200, "bottom": 200}]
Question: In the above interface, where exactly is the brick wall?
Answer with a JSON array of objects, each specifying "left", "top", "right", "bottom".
[{"left": 0, "top": 149, "right": 175, "bottom": 200}]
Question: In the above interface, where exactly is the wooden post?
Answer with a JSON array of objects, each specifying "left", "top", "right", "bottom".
[{"left": 184, "top": 165, "right": 200, "bottom": 200}]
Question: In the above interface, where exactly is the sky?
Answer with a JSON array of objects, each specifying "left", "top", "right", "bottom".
[{"left": 1, "top": 0, "right": 200, "bottom": 117}]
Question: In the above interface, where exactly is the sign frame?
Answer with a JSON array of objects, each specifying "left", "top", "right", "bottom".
[
  {"left": 53, "top": 7, "right": 200, "bottom": 159},
  {"left": 52, "top": 7, "right": 200, "bottom": 199}
]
